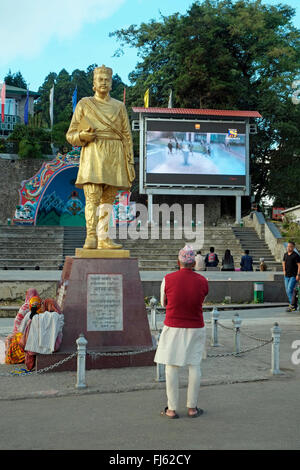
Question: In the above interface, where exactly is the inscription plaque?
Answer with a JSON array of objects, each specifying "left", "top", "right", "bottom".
[{"left": 87, "top": 274, "right": 123, "bottom": 331}]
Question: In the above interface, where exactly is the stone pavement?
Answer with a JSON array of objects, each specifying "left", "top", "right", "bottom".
[{"left": 0, "top": 306, "right": 299, "bottom": 401}]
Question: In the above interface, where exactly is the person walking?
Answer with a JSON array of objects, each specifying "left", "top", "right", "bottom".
[
  {"left": 286, "top": 282, "right": 299, "bottom": 312},
  {"left": 240, "top": 250, "right": 253, "bottom": 271},
  {"left": 221, "top": 249, "right": 235, "bottom": 271},
  {"left": 154, "top": 245, "right": 208, "bottom": 419},
  {"left": 194, "top": 250, "right": 205, "bottom": 271},
  {"left": 282, "top": 241, "right": 300, "bottom": 307}
]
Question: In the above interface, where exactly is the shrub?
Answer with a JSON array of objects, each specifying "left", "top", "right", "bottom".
[{"left": 18, "top": 138, "right": 42, "bottom": 159}]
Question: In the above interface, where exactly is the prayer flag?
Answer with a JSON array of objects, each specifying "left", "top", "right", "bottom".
[
  {"left": 1, "top": 82, "right": 6, "bottom": 123},
  {"left": 168, "top": 89, "right": 173, "bottom": 108},
  {"left": 72, "top": 86, "right": 77, "bottom": 113},
  {"left": 144, "top": 88, "right": 149, "bottom": 108},
  {"left": 123, "top": 87, "right": 126, "bottom": 105},
  {"left": 49, "top": 85, "right": 54, "bottom": 128},
  {"left": 24, "top": 89, "right": 29, "bottom": 125}
]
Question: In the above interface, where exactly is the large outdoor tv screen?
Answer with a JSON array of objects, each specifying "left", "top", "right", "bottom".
[{"left": 145, "top": 119, "right": 247, "bottom": 186}]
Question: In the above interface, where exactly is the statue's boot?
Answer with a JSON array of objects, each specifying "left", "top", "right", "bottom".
[
  {"left": 98, "top": 238, "right": 123, "bottom": 249},
  {"left": 97, "top": 203, "right": 122, "bottom": 250},
  {"left": 83, "top": 199, "right": 98, "bottom": 249}
]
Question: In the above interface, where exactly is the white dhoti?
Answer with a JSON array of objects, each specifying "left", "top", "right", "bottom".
[
  {"left": 154, "top": 326, "right": 206, "bottom": 366},
  {"left": 154, "top": 326, "right": 206, "bottom": 411}
]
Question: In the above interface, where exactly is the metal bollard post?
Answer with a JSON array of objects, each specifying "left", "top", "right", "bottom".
[
  {"left": 155, "top": 329, "right": 166, "bottom": 382},
  {"left": 232, "top": 313, "right": 242, "bottom": 355},
  {"left": 210, "top": 307, "right": 220, "bottom": 347},
  {"left": 149, "top": 296, "right": 158, "bottom": 330},
  {"left": 76, "top": 333, "right": 88, "bottom": 389},
  {"left": 271, "top": 323, "right": 282, "bottom": 375}
]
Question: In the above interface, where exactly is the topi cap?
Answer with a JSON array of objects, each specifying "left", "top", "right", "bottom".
[{"left": 178, "top": 245, "right": 195, "bottom": 264}]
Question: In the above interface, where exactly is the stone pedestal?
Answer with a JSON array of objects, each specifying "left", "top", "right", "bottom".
[{"left": 36, "top": 253, "right": 155, "bottom": 371}]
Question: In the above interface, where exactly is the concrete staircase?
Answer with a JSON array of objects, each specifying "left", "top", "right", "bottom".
[
  {"left": 62, "top": 226, "right": 244, "bottom": 271},
  {"left": 121, "top": 227, "right": 243, "bottom": 271},
  {"left": 0, "top": 224, "right": 283, "bottom": 272},
  {"left": 232, "top": 226, "right": 282, "bottom": 271},
  {"left": 0, "top": 225, "right": 64, "bottom": 270},
  {"left": 0, "top": 225, "right": 244, "bottom": 271}
]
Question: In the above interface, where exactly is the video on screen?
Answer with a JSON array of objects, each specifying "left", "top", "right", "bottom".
[{"left": 145, "top": 120, "right": 247, "bottom": 186}]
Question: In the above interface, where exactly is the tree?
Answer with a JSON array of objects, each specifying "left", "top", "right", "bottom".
[
  {"left": 4, "top": 70, "right": 27, "bottom": 89},
  {"left": 35, "top": 65, "right": 127, "bottom": 129},
  {"left": 8, "top": 124, "right": 52, "bottom": 157},
  {"left": 111, "top": 0, "right": 300, "bottom": 205}
]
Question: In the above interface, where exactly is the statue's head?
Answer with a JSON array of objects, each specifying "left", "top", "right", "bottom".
[{"left": 93, "top": 65, "right": 113, "bottom": 94}]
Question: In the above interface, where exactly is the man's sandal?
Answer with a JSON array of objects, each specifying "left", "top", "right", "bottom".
[
  {"left": 160, "top": 407, "right": 179, "bottom": 419},
  {"left": 188, "top": 407, "right": 204, "bottom": 418}
]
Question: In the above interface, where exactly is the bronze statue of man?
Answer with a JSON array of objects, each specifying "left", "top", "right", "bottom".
[{"left": 66, "top": 65, "right": 135, "bottom": 249}]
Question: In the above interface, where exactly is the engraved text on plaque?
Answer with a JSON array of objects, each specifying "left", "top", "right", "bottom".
[{"left": 87, "top": 274, "right": 123, "bottom": 331}]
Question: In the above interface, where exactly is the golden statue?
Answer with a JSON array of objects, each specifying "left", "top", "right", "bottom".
[{"left": 66, "top": 65, "right": 135, "bottom": 250}]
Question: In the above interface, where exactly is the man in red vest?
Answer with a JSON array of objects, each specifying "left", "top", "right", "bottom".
[{"left": 154, "top": 245, "right": 209, "bottom": 419}]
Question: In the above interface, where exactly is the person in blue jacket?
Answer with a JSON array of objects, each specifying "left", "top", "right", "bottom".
[{"left": 240, "top": 250, "right": 253, "bottom": 271}]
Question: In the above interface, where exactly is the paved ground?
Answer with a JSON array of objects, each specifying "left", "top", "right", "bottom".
[{"left": 0, "top": 306, "right": 299, "bottom": 450}]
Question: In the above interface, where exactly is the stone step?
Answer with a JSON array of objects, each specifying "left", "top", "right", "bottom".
[
  {"left": 0, "top": 260, "right": 62, "bottom": 267},
  {"left": 0, "top": 253, "right": 63, "bottom": 259},
  {"left": 0, "top": 266, "right": 60, "bottom": 270}
]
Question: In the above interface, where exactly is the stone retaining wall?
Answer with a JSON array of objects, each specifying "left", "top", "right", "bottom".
[
  {"left": 0, "top": 281, "right": 58, "bottom": 303},
  {"left": 0, "top": 277, "right": 287, "bottom": 307}
]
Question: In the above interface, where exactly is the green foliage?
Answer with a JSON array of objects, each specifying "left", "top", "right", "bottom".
[
  {"left": 8, "top": 123, "right": 51, "bottom": 144},
  {"left": 34, "top": 65, "right": 127, "bottom": 127},
  {"left": 51, "top": 121, "right": 72, "bottom": 151},
  {"left": 8, "top": 124, "right": 51, "bottom": 157},
  {"left": 281, "top": 214, "right": 300, "bottom": 244},
  {"left": 4, "top": 70, "right": 27, "bottom": 89},
  {"left": 111, "top": 0, "right": 300, "bottom": 204},
  {"left": 18, "top": 138, "right": 42, "bottom": 159},
  {"left": 0, "top": 138, "right": 6, "bottom": 152}
]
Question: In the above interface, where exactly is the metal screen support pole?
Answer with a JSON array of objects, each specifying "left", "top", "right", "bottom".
[
  {"left": 76, "top": 334, "right": 88, "bottom": 389},
  {"left": 235, "top": 195, "right": 241, "bottom": 224},
  {"left": 148, "top": 194, "right": 153, "bottom": 223}
]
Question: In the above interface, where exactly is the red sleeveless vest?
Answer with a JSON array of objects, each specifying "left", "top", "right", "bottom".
[{"left": 164, "top": 268, "right": 208, "bottom": 328}]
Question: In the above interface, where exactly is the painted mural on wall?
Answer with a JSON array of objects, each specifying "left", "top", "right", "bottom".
[{"left": 13, "top": 148, "right": 136, "bottom": 227}]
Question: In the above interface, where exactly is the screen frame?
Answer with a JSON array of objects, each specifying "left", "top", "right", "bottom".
[{"left": 138, "top": 116, "right": 250, "bottom": 196}]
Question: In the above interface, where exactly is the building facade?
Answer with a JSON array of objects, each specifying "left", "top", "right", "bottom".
[{"left": 0, "top": 85, "right": 39, "bottom": 137}]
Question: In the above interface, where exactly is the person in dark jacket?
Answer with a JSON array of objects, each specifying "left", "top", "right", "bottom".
[
  {"left": 240, "top": 250, "right": 253, "bottom": 271},
  {"left": 205, "top": 247, "right": 219, "bottom": 268},
  {"left": 221, "top": 249, "right": 235, "bottom": 271}
]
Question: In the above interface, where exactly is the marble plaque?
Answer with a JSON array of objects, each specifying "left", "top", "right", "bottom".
[{"left": 87, "top": 274, "right": 123, "bottom": 331}]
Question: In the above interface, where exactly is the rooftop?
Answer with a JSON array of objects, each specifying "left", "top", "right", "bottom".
[
  {"left": 132, "top": 107, "right": 262, "bottom": 118},
  {"left": 4, "top": 84, "right": 39, "bottom": 98}
]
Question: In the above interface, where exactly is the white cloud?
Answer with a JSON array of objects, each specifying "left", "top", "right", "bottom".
[{"left": 0, "top": 0, "right": 125, "bottom": 65}]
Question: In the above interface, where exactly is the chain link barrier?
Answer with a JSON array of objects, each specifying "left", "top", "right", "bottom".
[
  {"left": 87, "top": 345, "right": 157, "bottom": 360},
  {"left": 0, "top": 352, "right": 77, "bottom": 377},
  {"left": 0, "top": 346, "right": 157, "bottom": 377},
  {"left": 206, "top": 338, "right": 273, "bottom": 358},
  {"left": 0, "top": 307, "right": 275, "bottom": 376}
]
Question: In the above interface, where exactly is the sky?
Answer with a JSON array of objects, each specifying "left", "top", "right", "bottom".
[{"left": 0, "top": 0, "right": 300, "bottom": 91}]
